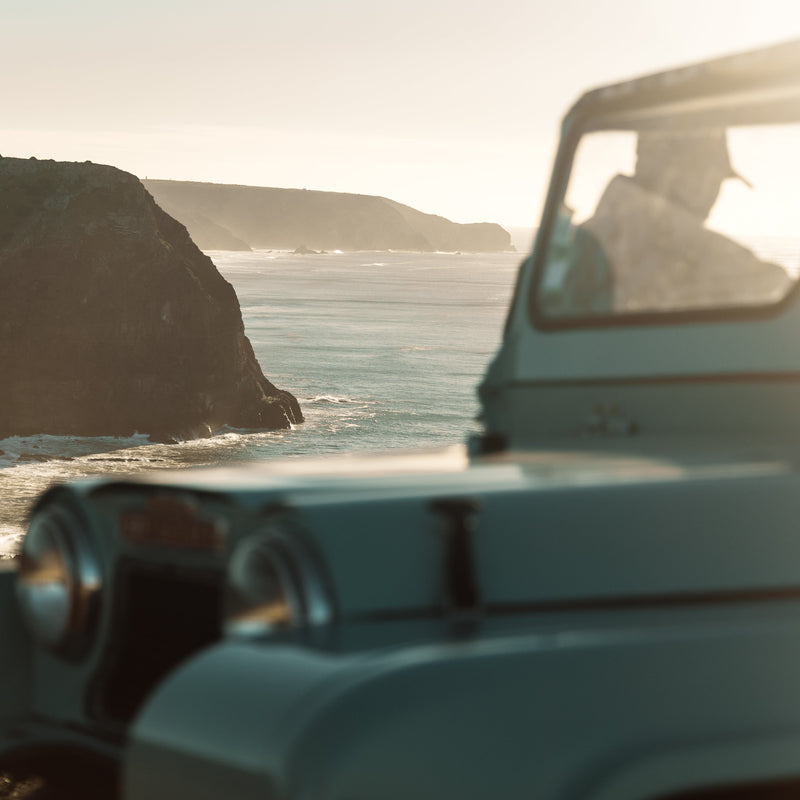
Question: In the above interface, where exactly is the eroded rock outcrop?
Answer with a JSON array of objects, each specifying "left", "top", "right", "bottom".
[{"left": 0, "top": 157, "right": 302, "bottom": 440}]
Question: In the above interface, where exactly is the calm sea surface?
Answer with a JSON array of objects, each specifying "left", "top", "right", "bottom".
[{"left": 0, "top": 249, "right": 521, "bottom": 556}]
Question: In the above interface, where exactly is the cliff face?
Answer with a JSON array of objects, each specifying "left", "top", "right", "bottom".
[
  {"left": 0, "top": 157, "right": 302, "bottom": 440},
  {"left": 144, "top": 180, "right": 513, "bottom": 252}
]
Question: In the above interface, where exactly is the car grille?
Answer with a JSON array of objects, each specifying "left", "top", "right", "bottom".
[{"left": 89, "top": 560, "right": 223, "bottom": 726}]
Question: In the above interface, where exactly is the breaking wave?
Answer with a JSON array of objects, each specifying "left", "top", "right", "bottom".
[
  {"left": 0, "top": 433, "right": 152, "bottom": 469},
  {"left": 302, "top": 394, "right": 361, "bottom": 404}
]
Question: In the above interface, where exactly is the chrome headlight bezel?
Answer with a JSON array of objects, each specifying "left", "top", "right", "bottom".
[
  {"left": 16, "top": 503, "right": 102, "bottom": 659},
  {"left": 225, "top": 524, "right": 334, "bottom": 638}
]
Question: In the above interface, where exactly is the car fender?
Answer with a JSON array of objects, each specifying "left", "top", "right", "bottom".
[{"left": 126, "top": 610, "right": 800, "bottom": 800}]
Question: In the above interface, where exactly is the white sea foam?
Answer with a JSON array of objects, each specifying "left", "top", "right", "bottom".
[
  {"left": 0, "top": 526, "right": 23, "bottom": 559},
  {"left": 0, "top": 433, "right": 153, "bottom": 469},
  {"left": 303, "top": 395, "right": 361, "bottom": 404}
]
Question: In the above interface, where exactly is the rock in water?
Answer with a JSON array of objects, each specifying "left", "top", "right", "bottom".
[{"left": 0, "top": 157, "right": 303, "bottom": 440}]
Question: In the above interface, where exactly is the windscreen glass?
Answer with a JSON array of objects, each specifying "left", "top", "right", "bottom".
[{"left": 536, "top": 117, "right": 800, "bottom": 319}]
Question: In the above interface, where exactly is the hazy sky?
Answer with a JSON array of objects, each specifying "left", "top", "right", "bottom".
[{"left": 4, "top": 0, "right": 800, "bottom": 227}]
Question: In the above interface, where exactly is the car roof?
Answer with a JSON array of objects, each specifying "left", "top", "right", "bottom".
[{"left": 566, "top": 38, "right": 800, "bottom": 126}]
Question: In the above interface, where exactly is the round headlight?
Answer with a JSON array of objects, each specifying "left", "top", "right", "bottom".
[
  {"left": 225, "top": 525, "right": 333, "bottom": 637},
  {"left": 17, "top": 503, "right": 102, "bottom": 658}
]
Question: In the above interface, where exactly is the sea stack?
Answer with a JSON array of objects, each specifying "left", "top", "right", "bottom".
[{"left": 0, "top": 157, "right": 302, "bottom": 440}]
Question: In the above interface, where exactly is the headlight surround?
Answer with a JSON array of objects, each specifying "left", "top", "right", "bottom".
[
  {"left": 17, "top": 503, "right": 102, "bottom": 658},
  {"left": 225, "top": 525, "right": 333, "bottom": 637}
]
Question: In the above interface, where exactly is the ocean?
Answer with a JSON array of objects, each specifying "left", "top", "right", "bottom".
[{"left": 0, "top": 249, "right": 523, "bottom": 557}]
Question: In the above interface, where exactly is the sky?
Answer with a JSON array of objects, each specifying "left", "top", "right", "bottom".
[{"left": 4, "top": 0, "right": 800, "bottom": 228}]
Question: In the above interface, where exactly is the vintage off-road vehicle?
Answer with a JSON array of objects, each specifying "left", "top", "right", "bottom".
[{"left": 5, "top": 38, "right": 800, "bottom": 800}]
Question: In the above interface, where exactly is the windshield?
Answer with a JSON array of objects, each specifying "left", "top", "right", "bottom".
[{"left": 535, "top": 106, "right": 800, "bottom": 320}]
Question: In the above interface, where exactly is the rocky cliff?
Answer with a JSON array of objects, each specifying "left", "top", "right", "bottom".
[
  {"left": 0, "top": 157, "right": 302, "bottom": 440},
  {"left": 143, "top": 180, "right": 513, "bottom": 253}
]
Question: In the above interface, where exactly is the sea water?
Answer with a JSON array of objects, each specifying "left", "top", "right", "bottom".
[{"left": 0, "top": 249, "right": 522, "bottom": 556}]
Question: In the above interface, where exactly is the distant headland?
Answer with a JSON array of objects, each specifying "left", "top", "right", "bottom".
[{"left": 143, "top": 180, "right": 513, "bottom": 253}]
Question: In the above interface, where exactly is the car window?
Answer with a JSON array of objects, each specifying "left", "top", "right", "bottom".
[{"left": 536, "top": 122, "right": 800, "bottom": 319}]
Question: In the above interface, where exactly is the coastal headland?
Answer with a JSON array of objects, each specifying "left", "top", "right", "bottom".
[
  {"left": 144, "top": 180, "right": 513, "bottom": 253},
  {"left": 0, "top": 156, "right": 302, "bottom": 441}
]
